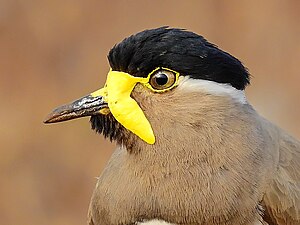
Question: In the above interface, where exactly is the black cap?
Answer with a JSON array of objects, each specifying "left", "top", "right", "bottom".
[{"left": 108, "top": 27, "right": 250, "bottom": 90}]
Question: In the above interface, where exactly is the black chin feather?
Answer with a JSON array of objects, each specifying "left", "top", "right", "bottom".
[
  {"left": 90, "top": 114, "right": 136, "bottom": 150},
  {"left": 90, "top": 114, "right": 125, "bottom": 142}
]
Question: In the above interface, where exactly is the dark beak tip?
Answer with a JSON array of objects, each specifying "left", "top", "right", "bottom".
[
  {"left": 43, "top": 117, "right": 52, "bottom": 124},
  {"left": 43, "top": 94, "right": 108, "bottom": 124},
  {"left": 43, "top": 112, "right": 57, "bottom": 124}
]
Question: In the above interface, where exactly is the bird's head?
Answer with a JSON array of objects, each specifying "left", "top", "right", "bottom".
[{"left": 44, "top": 27, "right": 250, "bottom": 152}]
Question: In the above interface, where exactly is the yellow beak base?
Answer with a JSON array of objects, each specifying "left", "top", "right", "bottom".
[{"left": 92, "top": 70, "right": 155, "bottom": 144}]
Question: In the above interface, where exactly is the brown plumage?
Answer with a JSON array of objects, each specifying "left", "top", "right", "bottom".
[
  {"left": 44, "top": 28, "right": 300, "bottom": 225},
  {"left": 262, "top": 131, "right": 300, "bottom": 225},
  {"left": 87, "top": 82, "right": 300, "bottom": 225}
]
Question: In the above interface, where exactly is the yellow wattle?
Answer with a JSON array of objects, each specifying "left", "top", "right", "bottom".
[{"left": 91, "top": 70, "right": 155, "bottom": 144}]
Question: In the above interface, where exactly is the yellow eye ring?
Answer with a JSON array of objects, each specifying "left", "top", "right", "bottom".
[{"left": 143, "top": 67, "right": 180, "bottom": 93}]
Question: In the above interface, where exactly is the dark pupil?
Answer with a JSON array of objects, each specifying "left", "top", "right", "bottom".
[{"left": 155, "top": 73, "right": 168, "bottom": 85}]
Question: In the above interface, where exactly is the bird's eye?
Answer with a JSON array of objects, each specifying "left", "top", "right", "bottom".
[{"left": 149, "top": 70, "right": 176, "bottom": 90}]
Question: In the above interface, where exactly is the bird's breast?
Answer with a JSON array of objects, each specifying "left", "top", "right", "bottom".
[{"left": 88, "top": 141, "right": 268, "bottom": 225}]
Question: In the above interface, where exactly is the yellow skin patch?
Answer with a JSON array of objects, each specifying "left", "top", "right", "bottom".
[{"left": 91, "top": 68, "right": 179, "bottom": 144}]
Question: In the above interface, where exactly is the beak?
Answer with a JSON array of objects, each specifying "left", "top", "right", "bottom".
[
  {"left": 44, "top": 69, "right": 155, "bottom": 144},
  {"left": 44, "top": 91, "right": 108, "bottom": 123}
]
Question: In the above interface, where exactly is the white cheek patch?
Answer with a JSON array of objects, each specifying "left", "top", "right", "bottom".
[{"left": 177, "top": 76, "right": 247, "bottom": 104}]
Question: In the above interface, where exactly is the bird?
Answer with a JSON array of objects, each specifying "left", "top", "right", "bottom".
[{"left": 44, "top": 27, "right": 300, "bottom": 225}]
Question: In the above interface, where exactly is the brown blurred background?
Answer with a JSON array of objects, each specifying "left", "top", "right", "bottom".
[{"left": 0, "top": 1, "right": 299, "bottom": 224}]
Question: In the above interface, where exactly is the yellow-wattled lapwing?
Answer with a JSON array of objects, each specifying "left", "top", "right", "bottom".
[{"left": 45, "top": 27, "right": 300, "bottom": 225}]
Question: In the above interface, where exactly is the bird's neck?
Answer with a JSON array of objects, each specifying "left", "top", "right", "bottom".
[{"left": 98, "top": 100, "right": 274, "bottom": 224}]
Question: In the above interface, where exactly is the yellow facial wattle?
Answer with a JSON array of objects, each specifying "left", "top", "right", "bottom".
[
  {"left": 91, "top": 68, "right": 179, "bottom": 145},
  {"left": 91, "top": 70, "right": 155, "bottom": 144}
]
